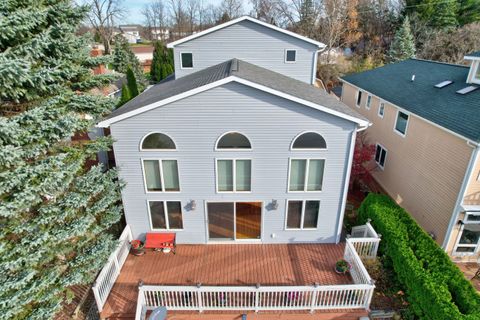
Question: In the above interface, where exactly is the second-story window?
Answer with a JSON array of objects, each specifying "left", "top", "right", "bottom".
[
  {"left": 289, "top": 159, "right": 325, "bottom": 192},
  {"left": 356, "top": 90, "right": 362, "bottom": 107},
  {"left": 378, "top": 102, "right": 385, "bottom": 118},
  {"left": 285, "top": 49, "right": 297, "bottom": 63},
  {"left": 181, "top": 52, "right": 193, "bottom": 69},
  {"left": 394, "top": 110, "right": 409, "bottom": 136},
  {"left": 143, "top": 159, "right": 180, "bottom": 192},
  {"left": 217, "top": 159, "right": 252, "bottom": 192},
  {"left": 366, "top": 95, "right": 372, "bottom": 109}
]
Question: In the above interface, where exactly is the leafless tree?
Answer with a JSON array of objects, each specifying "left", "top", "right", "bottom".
[
  {"left": 186, "top": 0, "right": 200, "bottom": 33},
  {"left": 169, "top": 0, "right": 190, "bottom": 38},
  {"left": 250, "top": 0, "right": 284, "bottom": 25},
  {"left": 87, "top": 0, "right": 125, "bottom": 54},
  {"left": 219, "top": 0, "right": 244, "bottom": 20},
  {"left": 142, "top": 0, "right": 169, "bottom": 42}
]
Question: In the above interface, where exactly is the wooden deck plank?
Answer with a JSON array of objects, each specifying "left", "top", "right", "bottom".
[{"left": 101, "top": 243, "right": 350, "bottom": 318}]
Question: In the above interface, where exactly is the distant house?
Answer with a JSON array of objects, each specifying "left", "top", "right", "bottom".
[
  {"left": 118, "top": 24, "right": 142, "bottom": 43},
  {"left": 130, "top": 45, "right": 154, "bottom": 72},
  {"left": 341, "top": 54, "right": 480, "bottom": 262}
]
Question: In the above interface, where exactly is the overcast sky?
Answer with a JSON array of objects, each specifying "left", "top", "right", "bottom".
[{"left": 120, "top": 0, "right": 253, "bottom": 24}]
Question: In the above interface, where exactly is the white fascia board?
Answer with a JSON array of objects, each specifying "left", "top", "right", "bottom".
[
  {"left": 464, "top": 55, "right": 480, "bottom": 61},
  {"left": 167, "top": 16, "right": 325, "bottom": 48},
  {"left": 98, "top": 76, "right": 369, "bottom": 128},
  {"left": 340, "top": 78, "right": 480, "bottom": 146}
]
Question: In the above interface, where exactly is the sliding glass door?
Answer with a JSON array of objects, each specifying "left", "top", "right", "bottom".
[{"left": 207, "top": 202, "right": 261, "bottom": 241}]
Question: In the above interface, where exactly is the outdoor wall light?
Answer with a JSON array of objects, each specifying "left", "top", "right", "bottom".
[
  {"left": 271, "top": 199, "right": 279, "bottom": 210},
  {"left": 189, "top": 200, "right": 196, "bottom": 210}
]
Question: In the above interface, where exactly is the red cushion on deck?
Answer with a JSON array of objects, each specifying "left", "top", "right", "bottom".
[{"left": 144, "top": 233, "right": 175, "bottom": 249}]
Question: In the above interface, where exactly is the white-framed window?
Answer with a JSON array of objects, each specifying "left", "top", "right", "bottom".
[
  {"left": 291, "top": 131, "right": 327, "bottom": 150},
  {"left": 378, "top": 102, "right": 385, "bottom": 118},
  {"left": 356, "top": 90, "right": 362, "bottom": 107},
  {"left": 180, "top": 52, "right": 193, "bottom": 69},
  {"left": 216, "top": 132, "right": 252, "bottom": 150},
  {"left": 142, "top": 159, "right": 180, "bottom": 192},
  {"left": 374, "top": 144, "right": 387, "bottom": 169},
  {"left": 285, "top": 200, "right": 320, "bottom": 230},
  {"left": 148, "top": 200, "right": 183, "bottom": 230},
  {"left": 472, "top": 62, "right": 480, "bottom": 84},
  {"left": 366, "top": 95, "right": 372, "bottom": 109},
  {"left": 216, "top": 159, "right": 252, "bottom": 192},
  {"left": 288, "top": 158, "right": 325, "bottom": 192},
  {"left": 285, "top": 49, "right": 297, "bottom": 63},
  {"left": 394, "top": 110, "right": 409, "bottom": 136},
  {"left": 454, "top": 212, "right": 480, "bottom": 254},
  {"left": 140, "top": 132, "right": 176, "bottom": 150}
]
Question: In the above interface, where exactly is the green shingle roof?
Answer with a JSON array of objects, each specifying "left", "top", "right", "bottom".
[{"left": 341, "top": 59, "right": 480, "bottom": 142}]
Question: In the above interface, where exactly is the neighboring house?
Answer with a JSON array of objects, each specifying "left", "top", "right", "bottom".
[
  {"left": 98, "top": 16, "right": 369, "bottom": 245},
  {"left": 341, "top": 54, "right": 480, "bottom": 262},
  {"left": 118, "top": 24, "right": 142, "bottom": 43},
  {"left": 130, "top": 45, "right": 154, "bottom": 72}
]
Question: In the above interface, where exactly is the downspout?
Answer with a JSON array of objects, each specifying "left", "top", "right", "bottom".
[
  {"left": 442, "top": 142, "right": 480, "bottom": 250},
  {"left": 311, "top": 46, "right": 327, "bottom": 85}
]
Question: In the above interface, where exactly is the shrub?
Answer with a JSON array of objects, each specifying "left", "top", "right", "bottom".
[{"left": 358, "top": 194, "right": 480, "bottom": 319}]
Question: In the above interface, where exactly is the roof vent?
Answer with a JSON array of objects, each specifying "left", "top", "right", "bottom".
[
  {"left": 456, "top": 86, "right": 479, "bottom": 95},
  {"left": 411, "top": 75, "right": 415, "bottom": 82},
  {"left": 434, "top": 80, "right": 453, "bottom": 88}
]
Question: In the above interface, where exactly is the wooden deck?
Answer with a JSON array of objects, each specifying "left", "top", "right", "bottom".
[{"left": 101, "top": 243, "right": 352, "bottom": 318}]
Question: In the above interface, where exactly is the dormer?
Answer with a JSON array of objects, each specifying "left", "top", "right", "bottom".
[
  {"left": 465, "top": 51, "right": 480, "bottom": 85},
  {"left": 167, "top": 16, "right": 325, "bottom": 84}
]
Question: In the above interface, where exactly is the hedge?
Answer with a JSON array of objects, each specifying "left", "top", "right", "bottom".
[{"left": 358, "top": 193, "right": 480, "bottom": 320}]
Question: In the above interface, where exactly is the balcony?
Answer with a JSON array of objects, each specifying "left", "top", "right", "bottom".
[{"left": 93, "top": 224, "right": 380, "bottom": 319}]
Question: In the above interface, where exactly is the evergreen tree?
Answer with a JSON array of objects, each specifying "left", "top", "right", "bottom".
[
  {"left": 0, "top": 1, "right": 123, "bottom": 318},
  {"left": 388, "top": 16, "right": 416, "bottom": 62},
  {"left": 126, "top": 67, "right": 139, "bottom": 98},
  {"left": 405, "top": 0, "right": 458, "bottom": 28},
  {"left": 112, "top": 35, "right": 142, "bottom": 77},
  {"left": 119, "top": 84, "right": 132, "bottom": 105},
  {"left": 458, "top": 0, "right": 480, "bottom": 25},
  {"left": 150, "top": 41, "right": 174, "bottom": 83}
]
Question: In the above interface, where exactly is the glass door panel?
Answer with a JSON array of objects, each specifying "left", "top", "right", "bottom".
[
  {"left": 207, "top": 202, "right": 235, "bottom": 240},
  {"left": 235, "top": 202, "right": 261, "bottom": 240}
]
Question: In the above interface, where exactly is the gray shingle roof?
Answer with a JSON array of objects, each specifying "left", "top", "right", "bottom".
[
  {"left": 341, "top": 59, "right": 480, "bottom": 142},
  {"left": 102, "top": 59, "right": 367, "bottom": 124}
]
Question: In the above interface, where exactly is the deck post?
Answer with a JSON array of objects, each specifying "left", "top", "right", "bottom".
[
  {"left": 255, "top": 284, "right": 260, "bottom": 313},
  {"left": 196, "top": 283, "right": 203, "bottom": 313},
  {"left": 92, "top": 283, "right": 103, "bottom": 312},
  {"left": 310, "top": 283, "right": 319, "bottom": 313}
]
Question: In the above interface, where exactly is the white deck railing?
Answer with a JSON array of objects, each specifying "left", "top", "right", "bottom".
[
  {"left": 136, "top": 283, "right": 374, "bottom": 319},
  {"left": 92, "top": 225, "right": 133, "bottom": 312},
  {"left": 349, "top": 220, "right": 381, "bottom": 259}
]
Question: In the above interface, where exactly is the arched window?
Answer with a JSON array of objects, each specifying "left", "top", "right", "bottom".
[
  {"left": 292, "top": 132, "right": 327, "bottom": 149},
  {"left": 216, "top": 132, "right": 251, "bottom": 150},
  {"left": 141, "top": 132, "right": 176, "bottom": 150}
]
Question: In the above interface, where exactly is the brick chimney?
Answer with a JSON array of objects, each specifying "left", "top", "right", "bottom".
[{"left": 91, "top": 45, "right": 107, "bottom": 75}]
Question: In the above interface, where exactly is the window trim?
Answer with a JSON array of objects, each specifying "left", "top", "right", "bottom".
[
  {"left": 215, "top": 158, "right": 252, "bottom": 193},
  {"left": 290, "top": 131, "right": 328, "bottom": 151},
  {"left": 180, "top": 51, "right": 194, "bottom": 69},
  {"left": 147, "top": 200, "right": 184, "bottom": 231},
  {"left": 284, "top": 49, "right": 297, "bottom": 63},
  {"left": 355, "top": 90, "right": 363, "bottom": 108},
  {"left": 215, "top": 131, "right": 252, "bottom": 151},
  {"left": 141, "top": 158, "right": 181, "bottom": 194},
  {"left": 287, "top": 158, "right": 326, "bottom": 193},
  {"left": 453, "top": 215, "right": 480, "bottom": 256},
  {"left": 139, "top": 131, "right": 177, "bottom": 151},
  {"left": 378, "top": 101, "right": 385, "bottom": 118},
  {"left": 374, "top": 144, "right": 387, "bottom": 170},
  {"left": 284, "top": 199, "right": 321, "bottom": 230},
  {"left": 366, "top": 95, "right": 372, "bottom": 109},
  {"left": 394, "top": 109, "right": 410, "bottom": 137}
]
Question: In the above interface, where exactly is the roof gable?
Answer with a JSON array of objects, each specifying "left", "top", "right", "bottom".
[
  {"left": 167, "top": 16, "right": 325, "bottom": 49},
  {"left": 341, "top": 59, "right": 480, "bottom": 143},
  {"left": 98, "top": 59, "right": 367, "bottom": 128}
]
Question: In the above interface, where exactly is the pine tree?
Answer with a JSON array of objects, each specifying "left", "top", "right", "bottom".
[
  {"left": 126, "top": 67, "right": 139, "bottom": 98},
  {"left": 0, "top": 1, "right": 123, "bottom": 318},
  {"left": 405, "top": 0, "right": 458, "bottom": 28},
  {"left": 112, "top": 35, "right": 142, "bottom": 78},
  {"left": 388, "top": 16, "right": 416, "bottom": 62},
  {"left": 457, "top": 0, "right": 480, "bottom": 25},
  {"left": 150, "top": 41, "right": 174, "bottom": 83},
  {"left": 119, "top": 84, "right": 132, "bottom": 105}
]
